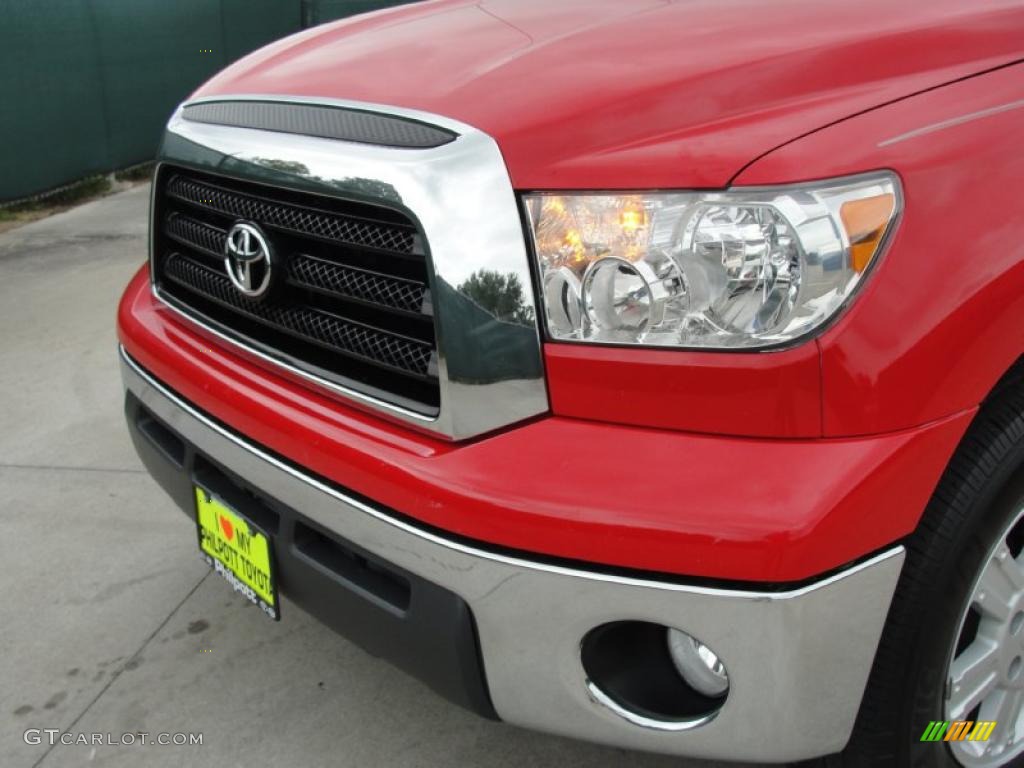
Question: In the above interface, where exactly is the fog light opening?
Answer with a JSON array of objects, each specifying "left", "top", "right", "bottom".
[{"left": 581, "top": 621, "right": 728, "bottom": 730}]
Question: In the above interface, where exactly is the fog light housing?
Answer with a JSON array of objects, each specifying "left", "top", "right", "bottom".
[
  {"left": 667, "top": 628, "right": 729, "bottom": 698},
  {"left": 580, "top": 621, "right": 728, "bottom": 729}
]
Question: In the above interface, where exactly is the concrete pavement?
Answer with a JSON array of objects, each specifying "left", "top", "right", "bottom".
[{"left": 0, "top": 186, "right": 742, "bottom": 768}]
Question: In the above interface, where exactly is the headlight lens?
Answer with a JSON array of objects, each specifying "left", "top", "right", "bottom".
[{"left": 524, "top": 174, "right": 900, "bottom": 349}]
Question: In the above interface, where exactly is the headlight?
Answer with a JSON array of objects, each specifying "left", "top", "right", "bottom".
[{"left": 523, "top": 173, "right": 900, "bottom": 349}]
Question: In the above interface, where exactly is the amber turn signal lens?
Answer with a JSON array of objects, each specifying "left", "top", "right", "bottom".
[{"left": 840, "top": 193, "right": 896, "bottom": 273}]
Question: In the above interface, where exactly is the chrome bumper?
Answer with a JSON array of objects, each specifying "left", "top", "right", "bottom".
[{"left": 121, "top": 348, "right": 903, "bottom": 762}]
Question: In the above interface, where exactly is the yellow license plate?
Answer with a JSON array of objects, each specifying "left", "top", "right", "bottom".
[{"left": 195, "top": 486, "right": 279, "bottom": 620}]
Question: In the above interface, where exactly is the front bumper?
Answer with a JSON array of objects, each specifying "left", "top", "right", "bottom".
[{"left": 122, "top": 346, "right": 903, "bottom": 762}]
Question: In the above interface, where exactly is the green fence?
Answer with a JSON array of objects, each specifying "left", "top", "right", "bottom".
[
  {"left": 0, "top": 1, "right": 415, "bottom": 203},
  {"left": 302, "top": 0, "right": 413, "bottom": 25}
]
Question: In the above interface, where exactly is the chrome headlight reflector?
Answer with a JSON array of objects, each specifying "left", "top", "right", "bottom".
[{"left": 524, "top": 174, "right": 900, "bottom": 349}]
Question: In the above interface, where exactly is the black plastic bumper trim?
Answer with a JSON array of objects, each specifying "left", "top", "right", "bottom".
[{"left": 124, "top": 390, "right": 497, "bottom": 720}]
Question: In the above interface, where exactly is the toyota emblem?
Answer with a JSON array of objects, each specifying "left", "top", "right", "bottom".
[{"left": 224, "top": 222, "right": 273, "bottom": 299}]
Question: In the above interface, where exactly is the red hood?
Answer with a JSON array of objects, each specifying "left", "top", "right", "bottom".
[{"left": 197, "top": 0, "right": 1024, "bottom": 189}]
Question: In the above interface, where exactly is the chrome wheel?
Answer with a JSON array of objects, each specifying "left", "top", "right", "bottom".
[{"left": 946, "top": 506, "right": 1024, "bottom": 767}]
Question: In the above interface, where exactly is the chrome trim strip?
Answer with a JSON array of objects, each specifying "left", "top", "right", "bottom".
[
  {"left": 152, "top": 94, "right": 548, "bottom": 439},
  {"left": 120, "top": 343, "right": 890, "bottom": 595},
  {"left": 585, "top": 680, "right": 720, "bottom": 732},
  {"left": 122, "top": 345, "right": 904, "bottom": 761},
  {"left": 878, "top": 97, "right": 1024, "bottom": 147}
]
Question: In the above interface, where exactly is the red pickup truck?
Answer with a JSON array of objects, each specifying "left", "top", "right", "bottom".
[{"left": 117, "top": 1, "right": 1024, "bottom": 765}]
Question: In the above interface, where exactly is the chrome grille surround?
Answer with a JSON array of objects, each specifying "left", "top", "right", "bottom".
[{"left": 151, "top": 95, "right": 548, "bottom": 440}]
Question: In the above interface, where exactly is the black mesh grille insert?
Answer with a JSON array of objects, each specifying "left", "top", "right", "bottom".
[
  {"left": 153, "top": 166, "right": 439, "bottom": 413},
  {"left": 288, "top": 255, "right": 428, "bottom": 315},
  {"left": 181, "top": 101, "right": 457, "bottom": 149},
  {"left": 165, "top": 175, "right": 417, "bottom": 254},
  {"left": 166, "top": 213, "right": 226, "bottom": 256},
  {"left": 165, "top": 213, "right": 429, "bottom": 315},
  {"left": 164, "top": 255, "right": 434, "bottom": 377}
]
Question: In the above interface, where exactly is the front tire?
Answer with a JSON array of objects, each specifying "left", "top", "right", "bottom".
[
  {"left": 839, "top": 383, "right": 1024, "bottom": 768},
  {"left": 942, "top": 492, "right": 1024, "bottom": 767}
]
